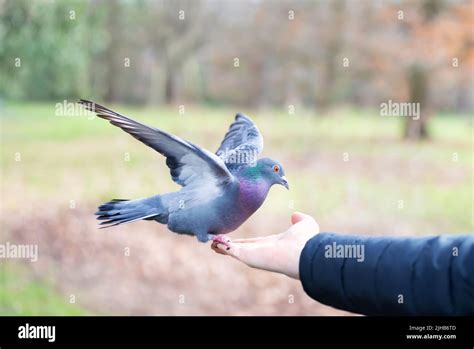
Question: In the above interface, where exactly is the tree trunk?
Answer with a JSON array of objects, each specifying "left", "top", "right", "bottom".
[
  {"left": 164, "top": 66, "right": 176, "bottom": 104},
  {"left": 404, "top": 64, "right": 430, "bottom": 140},
  {"left": 103, "top": 1, "right": 121, "bottom": 103},
  {"left": 315, "top": 0, "right": 346, "bottom": 112}
]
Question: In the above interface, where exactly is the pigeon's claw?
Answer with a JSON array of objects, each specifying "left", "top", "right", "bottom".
[{"left": 211, "top": 234, "right": 232, "bottom": 250}]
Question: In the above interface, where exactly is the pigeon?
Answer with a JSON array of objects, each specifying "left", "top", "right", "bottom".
[{"left": 79, "top": 100, "right": 289, "bottom": 246}]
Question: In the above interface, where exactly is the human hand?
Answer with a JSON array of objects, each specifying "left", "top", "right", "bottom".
[{"left": 211, "top": 212, "right": 319, "bottom": 279}]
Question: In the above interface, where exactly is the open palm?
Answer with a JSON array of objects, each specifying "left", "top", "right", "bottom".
[{"left": 211, "top": 212, "right": 319, "bottom": 279}]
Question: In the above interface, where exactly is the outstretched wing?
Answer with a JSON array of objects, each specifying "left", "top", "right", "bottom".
[
  {"left": 216, "top": 113, "right": 263, "bottom": 169},
  {"left": 79, "top": 99, "right": 234, "bottom": 189}
]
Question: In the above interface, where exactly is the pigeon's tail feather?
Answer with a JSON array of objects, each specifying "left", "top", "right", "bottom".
[{"left": 95, "top": 196, "right": 167, "bottom": 228}]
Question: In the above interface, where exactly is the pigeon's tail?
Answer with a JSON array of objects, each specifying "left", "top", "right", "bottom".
[{"left": 95, "top": 196, "right": 167, "bottom": 228}]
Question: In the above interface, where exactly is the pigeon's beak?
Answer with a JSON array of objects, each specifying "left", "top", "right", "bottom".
[{"left": 280, "top": 176, "right": 290, "bottom": 190}]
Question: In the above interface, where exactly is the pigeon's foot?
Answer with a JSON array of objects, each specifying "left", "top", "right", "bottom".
[{"left": 210, "top": 234, "right": 232, "bottom": 250}]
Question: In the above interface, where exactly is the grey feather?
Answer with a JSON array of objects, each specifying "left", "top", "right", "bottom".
[
  {"left": 79, "top": 99, "right": 234, "bottom": 190},
  {"left": 216, "top": 113, "right": 264, "bottom": 169}
]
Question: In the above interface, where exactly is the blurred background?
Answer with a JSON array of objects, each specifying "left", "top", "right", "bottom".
[{"left": 0, "top": 0, "right": 472, "bottom": 315}]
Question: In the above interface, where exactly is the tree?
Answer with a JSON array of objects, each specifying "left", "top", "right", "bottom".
[{"left": 145, "top": 0, "right": 213, "bottom": 104}]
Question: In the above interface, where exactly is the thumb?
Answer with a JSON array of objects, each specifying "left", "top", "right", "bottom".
[
  {"left": 291, "top": 211, "right": 307, "bottom": 225},
  {"left": 291, "top": 211, "right": 318, "bottom": 229}
]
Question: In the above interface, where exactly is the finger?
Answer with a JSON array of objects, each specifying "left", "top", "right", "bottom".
[
  {"left": 227, "top": 242, "right": 278, "bottom": 272},
  {"left": 232, "top": 234, "right": 283, "bottom": 243},
  {"left": 216, "top": 242, "right": 230, "bottom": 251},
  {"left": 212, "top": 241, "right": 232, "bottom": 253},
  {"left": 211, "top": 243, "right": 228, "bottom": 255},
  {"left": 213, "top": 241, "right": 244, "bottom": 259},
  {"left": 232, "top": 237, "right": 264, "bottom": 243},
  {"left": 213, "top": 241, "right": 280, "bottom": 273}
]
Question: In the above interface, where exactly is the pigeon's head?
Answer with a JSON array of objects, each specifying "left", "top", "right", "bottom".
[{"left": 257, "top": 158, "right": 289, "bottom": 190}]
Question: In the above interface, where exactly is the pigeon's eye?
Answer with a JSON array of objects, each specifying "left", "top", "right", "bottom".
[{"left": 273, "top": 165, "right": 280, "bottom": 173}]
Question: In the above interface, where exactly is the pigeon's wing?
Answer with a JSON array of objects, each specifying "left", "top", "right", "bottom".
[
  {"left": 79, "top": 100, "right": 234, "bottom": 189},
  {"left": 216, "top": 113, "right": 263, "bottom": 169}
]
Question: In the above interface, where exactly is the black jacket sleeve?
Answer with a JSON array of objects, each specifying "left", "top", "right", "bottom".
[{"left": 299, "top": 233, "right": 474, "bottom": 315}]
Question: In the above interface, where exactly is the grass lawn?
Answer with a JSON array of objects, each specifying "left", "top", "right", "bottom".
[{"left": 0, "top": 262, "right": 89, "bottom": 315}]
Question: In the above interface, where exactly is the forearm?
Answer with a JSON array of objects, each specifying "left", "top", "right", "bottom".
[{"left": 299, "top": 233, "right": 474, "bottom": 315}]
